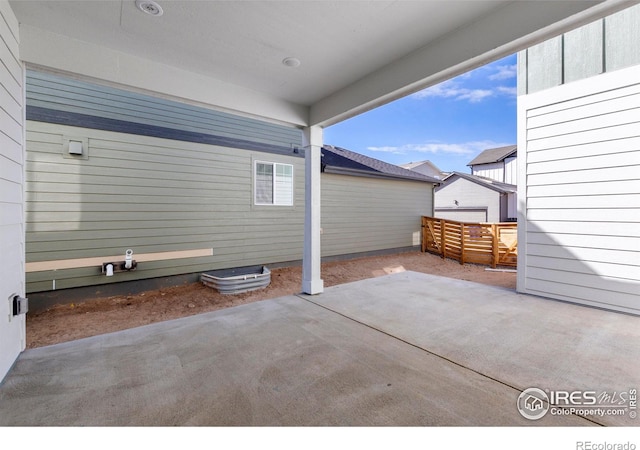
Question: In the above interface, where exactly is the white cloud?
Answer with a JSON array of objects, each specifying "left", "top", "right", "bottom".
[
  {"left": 488, "top": 64, "right": 517, "bottom": 80},
  {"left": 456, "top": 89, "right": 493, "bottom": 103},
  {"left": 365, "top": 146, "right": 406, "bottom": 154},
  {"left": 368, "top": 140, "right": 511, "bottom": 156},
  {"left": 411, "top": 80, "right": 495, "bottom": 103},
  {"left": 497, "top": 86, "right": 517, "bottom": 96},
  {"left": 411, "top": 60, "right": 517, "bottom": 103}
]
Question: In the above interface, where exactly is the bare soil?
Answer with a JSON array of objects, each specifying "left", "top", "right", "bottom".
[{"left": 26, "top": 251, "right": 516, "bottom": 349}]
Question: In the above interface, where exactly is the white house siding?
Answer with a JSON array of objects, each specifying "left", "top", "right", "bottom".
[
  {"left": 504, "top": 157, "right": 517, "bottom": 185},
  {"left": 403, "top": 162, "right": 443, "bottom": 179},
  {"left": 0, "top": 0, "right": 24, "bottom": 382},
  {"left": 518, "top": 64, "right": 640, "bottom": 315},
  {"left": 434, "top": 177, "right": 502, "bottom": 223},
  {"left": 321, "top": 173, "right": 432, "bottom": 257},
  {"left": 471, "top": 162, "right": 503, "bottom": 182},
  {"left": 506, "top": 192, "right": 517, "bottom": 221}
]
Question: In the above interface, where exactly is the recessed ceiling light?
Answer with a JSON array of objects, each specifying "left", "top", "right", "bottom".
[
  {"left": 282, "top": 57, "right": 301, "bottom": 68},
  {"left": 136, "top": 0, "right": 163, "bottom": 17}
]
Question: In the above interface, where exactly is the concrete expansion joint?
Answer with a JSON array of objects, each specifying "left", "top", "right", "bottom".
[{"left": 294, "top": 293, "right": 605, "bottom": 427}]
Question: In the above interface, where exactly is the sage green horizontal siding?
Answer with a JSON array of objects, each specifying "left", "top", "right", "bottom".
[
  {"left": 26, "top": 121, "right": 304, "bottom": 292},
  {"left": 321, "top": 173, "right": 433, "bottom": 257},
  {"left": 26, "top": 69, "right": 302, "bottom": 148}
]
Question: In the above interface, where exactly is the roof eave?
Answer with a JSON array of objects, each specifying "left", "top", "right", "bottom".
[
  {"left": 323, "top": 165, "right": 438, "bottom": 184},
  {"left": 437, "top": 172, "right": 516, "bottom": 193}
]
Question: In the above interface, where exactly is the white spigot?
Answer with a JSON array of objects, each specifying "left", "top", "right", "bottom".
[{"left": 124, "top": 249, "right": 133, "bottom": 269}]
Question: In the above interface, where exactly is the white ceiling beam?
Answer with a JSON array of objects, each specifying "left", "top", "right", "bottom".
[{"left": 310, "top": 0, "right": 637, "bottom": 127}]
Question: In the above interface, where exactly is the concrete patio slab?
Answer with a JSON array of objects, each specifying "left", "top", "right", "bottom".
[
  {"left": 302, "top": 271, "right": 640, "bottom": 426},
  {"left": 0, "top": 272, "right": 636, "bottom": 426}
]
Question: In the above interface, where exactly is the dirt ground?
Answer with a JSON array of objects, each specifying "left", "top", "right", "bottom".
[{"left": 26, "top": 251, "right": 517, "bottom": 349}]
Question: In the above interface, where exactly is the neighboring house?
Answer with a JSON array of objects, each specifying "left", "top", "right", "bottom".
[
  {"left": 432, "top": 145, "right": 518, "bottom": 223},
  {"left": 400, "top": 160, "right": 448, "bottom": 180},
  {"left": 434, "top": 172, "right": 517, "bottom": 223},
  {"left": 467, "top": 145, "right": 517, "bottom": 184},
  {"left": 24, "top": 69, "right": 436, "bottom": 302},
  {"left": 321, "top": 146, "right": 438, "bottom": 258},
  {"left": 517, "top": 4, "right": 640, "bottom": 315}
]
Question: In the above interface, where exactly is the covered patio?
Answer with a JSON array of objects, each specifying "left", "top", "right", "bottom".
[
  {"left": 1, "top": 272, "right": 637, "bottom": 426},
  {"left": 2, "top": 4, "right": 639, "bottom": 437}
]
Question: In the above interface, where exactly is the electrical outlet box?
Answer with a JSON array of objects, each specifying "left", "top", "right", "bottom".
[{"left": 12, "top": 295, "right": 28, "bottom": 316}]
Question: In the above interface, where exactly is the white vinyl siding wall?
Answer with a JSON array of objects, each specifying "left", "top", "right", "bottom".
[
  {"left": 504, "top": 157, "right": 517, "bottom": 185},
  {"left": 321, "top": 173, "right": 432, "bottom": 257},
  {"left": 518, "top": 64, "right": 640, "bottom": 315},
  {"left": 434, "top": 177, "right": 502, "bottom": 223},
  {"left": 0, "top": 0, "right": 24, "bottom": 382},
  {"left": 472, "top": 162, "right": 504, "bottom": 183}
]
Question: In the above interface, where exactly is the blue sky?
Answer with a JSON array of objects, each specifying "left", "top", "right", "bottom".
[{"left": 324, "top": 54, "right": 517, "bottom": 174}]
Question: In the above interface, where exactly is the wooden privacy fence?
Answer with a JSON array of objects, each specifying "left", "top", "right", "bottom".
[{"left": 421, "top": 216, "right": 518, "bottom": 268}]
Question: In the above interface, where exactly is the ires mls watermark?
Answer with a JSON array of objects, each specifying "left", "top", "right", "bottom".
[{"left": 517, "top": 387, "right": 637, "bottom": 420}]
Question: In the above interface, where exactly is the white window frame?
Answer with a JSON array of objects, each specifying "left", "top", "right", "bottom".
[{"left": 254, "top": 160, "right": 294, "bottom": 206}]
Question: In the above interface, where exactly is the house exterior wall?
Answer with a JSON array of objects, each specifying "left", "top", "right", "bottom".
[
  {"left": 471, "top": 157, "right": 517, "bottom": 185},
  {"left": 0, "top": 0, "right": 25, "bottom": 382},
  {"left": 408, "top": 162, "right": 443, "bottom": 180},
  {"left": 471, "top": 162, "right": 503, "bottom": 183},
  {"left": 518, "top": 4, "right": 640, "bottom": 95},
  {"left": 24, "top": 69, "right": 433, "bottom": 296},
  {"left": 504, "top": 157, "right": 517, "bottom": 185},
  {"left": 321, "top": 173, "right": 432, "bottom": 257},
  {"left": 517, "top": 63, "right": 640, "bottom": 315},
  {"left": 25, "top": 120, "right": 306, "bottom": 293},
  {"left": 434, "top": 208, "right": 487, "bottom": 223},
  {"left": 26, "top": 70, "right": 301, "bottom": 150},
  {"left": 434, "top": 177, "right": 501, "bottom": 222},
  {"left": 506, "top": 192, "right": 517, "bottom": 221},
  {"left": 517, "top": 5, "right": 640, "bottom": 315},
  {"left": 24, "top": 69, "right": 307, "bottom": 293}
]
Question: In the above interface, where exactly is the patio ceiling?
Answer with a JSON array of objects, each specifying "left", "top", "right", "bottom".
[{"left": 9, "top": 1, "right": 631, "bottom": 126}]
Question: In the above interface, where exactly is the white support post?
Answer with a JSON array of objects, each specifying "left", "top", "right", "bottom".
[{"left": 302, "top": 126, "right": 324, "bottom": 294}]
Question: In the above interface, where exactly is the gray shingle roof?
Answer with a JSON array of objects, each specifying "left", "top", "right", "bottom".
[
  {"left": 321, "top": 145, "right": 439, "bottom": 183},
  {"left": 467, "top": 145, "right": 517, "bottom": 166}
]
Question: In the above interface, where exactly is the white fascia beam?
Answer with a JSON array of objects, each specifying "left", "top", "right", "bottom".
[
  {"left": 310, "top": 0, "right": 637, "bottom": 127},
  {"left": 19, "top": 24, "right": 309, "bottom": 127}
]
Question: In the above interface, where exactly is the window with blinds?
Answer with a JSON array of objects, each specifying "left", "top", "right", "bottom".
[{"left": 255, "top": 161, "right": 293, "bottom": 206}]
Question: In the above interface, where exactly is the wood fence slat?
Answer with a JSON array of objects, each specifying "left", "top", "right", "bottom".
[
  {"left": 440, "top": 219, "right": 446, "bottom": 260},
  {"left": 421, "top": 216, "right": 517, "bottom": 268}
]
